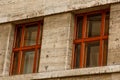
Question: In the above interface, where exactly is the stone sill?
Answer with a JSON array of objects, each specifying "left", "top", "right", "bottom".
[{"left": 1, "top": 65, "right": 120, "bottom": 80}]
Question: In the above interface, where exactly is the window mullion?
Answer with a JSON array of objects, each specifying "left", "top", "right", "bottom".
[
  {"left": 99, "top": 12, "right": 106, "bottom": 66},
  {"left": 36, "top": 22, "right": 40, "bottom": 44},
  {"left": 80, "top": 15, "right": 87, "bottom": 68},
  {"left": 17, "top": 51, "right": 23, "bottom": 74},
  {"left": 33, "top": 23, "right": 40, "bottom": 73},
  {"left": 82, "top": 15, "right": 87, "bottom": 38},
  {"left": 101, "top": 12, "right": 106, "bottom": 36},
  {"left": 20, "top": 26, "right": 25, "bottom": 47},
  {"left": 80, "top": 42, "right": 85, "bottom": 68},
  {"left": 18, "top": 25, "right": 25, "bottom": 74},
  {"left": 33, "top": 48, "right": 39, "bottom": 73},
  {"left": 99, "top": 40, "right": 103, "bottom": 66}
]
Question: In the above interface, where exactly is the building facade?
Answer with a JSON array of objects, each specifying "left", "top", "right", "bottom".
[{"left": 0, "top": 0, "right": 120, "bottom": 80}]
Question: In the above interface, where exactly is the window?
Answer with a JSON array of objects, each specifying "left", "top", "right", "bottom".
[
  {"left": 10, "top": 21, "right": 43, "bottom": 75},
  {"left": 72, "top": 10, "right": 109, "bottom": 68}
]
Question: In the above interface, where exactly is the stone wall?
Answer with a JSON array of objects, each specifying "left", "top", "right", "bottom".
[
  {"left": 0, "top": 23, "right": 14, "bottom": 76},
  {"left": 0, "top": 0, "right": 120, "bottom": 24},
  {"left": 39, "top": 13, "right": 73, "bottom": 72},
  {"left": 107, "top": 3, "right": 120, "bottom": 65},
  {"left": 0, "top": 65, "right": 120, "bottom": 80},
  {"left": 0, "top": 12, "right": 74, "bottom": 77},
  {"left": 0, "top": 0, "right": 120, "bottom": 80},
  {"left": 46, "top": 74, "right": 111, "bottom": 80}
]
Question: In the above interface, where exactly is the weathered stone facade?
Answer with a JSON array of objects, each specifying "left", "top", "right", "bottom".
[
  {"left": 0, "top": 0, "right": 120, "bottom": 80},
  {"left": 39, "top": 13, "right": 73, "bottom": 72}
]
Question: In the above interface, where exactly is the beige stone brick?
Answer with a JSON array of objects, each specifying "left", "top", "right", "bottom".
[
  {"left": 0, "top": 0, "right": 119, "bottom": 23},
  {"left": 39, "top": 13, "right": 73, "bottom": 73},
  {"left": 107, "top": 3, "right": 120, "bottom": 65}
]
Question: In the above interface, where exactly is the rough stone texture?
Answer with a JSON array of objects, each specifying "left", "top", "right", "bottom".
[
  {"left": 2, "top": 24, "right": 14, "bottom": 76},
  {"left": 107, "top": 3, "right": 120, "bottom": 65},
  {"left": 46, "top": 74, "right": 111, "bottom": 80},
  {"left": 0, "top": 0, "right": 120, "bottom": 24},
  {"left": 0, "top": 0, "right": 120, "bottom": 80},
  {"left": 0, "top": 65, "right": 120, "bottom": 80},
  {"left": 39, "top": 13, "right": 73, "bottom": 72},
  {"left": 111, "top": 73, "right": 120, "bottom": 80},
  {"left": 0, "top": 23, "right": 14, "bottom": 76}
]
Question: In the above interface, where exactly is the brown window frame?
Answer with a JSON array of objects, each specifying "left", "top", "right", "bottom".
[
  {"left": 9, "top": 21, "right": 43, "bottom": 75},
  {"left": 72, "top": 9, "right": 109, "bottom": 68}
]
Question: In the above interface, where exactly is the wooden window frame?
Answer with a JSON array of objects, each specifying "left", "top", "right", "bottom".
[
  {"left": 72, "top": 9, "right": 109, "bottom": 68},
  {"left": 9, "top": 21, "right": 43, "bottom": 75}
]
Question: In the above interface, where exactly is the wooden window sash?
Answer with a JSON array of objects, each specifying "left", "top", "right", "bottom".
[
  {"left": 10, "top": 21, "right": 43, "bottom": 75},
  {"left": 72, "top": 9, "right": 109, "bottom": 68},
  {"left": 33, "top": 23, "right": 41, "bottom": 73}
]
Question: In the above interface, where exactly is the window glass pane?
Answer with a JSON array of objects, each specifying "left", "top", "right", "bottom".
[
  {"left": 74, "top": 44, "right": 81, "bottom": 68},
  {"left": 22, "top": 51, "right": 35, "bottom": 74},
  {"left": 77, "top": 16, "right": 83, "bottom": 38},
  {"left": 105, "top": 12, "right": 109, "bottom": 35},
  {"left": 24, "top": 25, "right": 38, "bottom": 46},
  {"left": 12, "top": 52, "right": 19, "bottom": 75},
  {"left": 103, "top": 40, "right": 108, "bottom": 65},
  {"left": 87, "top": 14, "right": 101, "bottom": 37},
  {"left": 85, "top": 41, "right": 100, "bottom": 67},
  {"left": 15, "top": 27, "right": 22, "bottom": 48}
]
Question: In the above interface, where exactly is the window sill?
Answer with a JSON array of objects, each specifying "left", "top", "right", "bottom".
[{"left": 1, "top": 65, "right": 120, "bottom": 80}]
